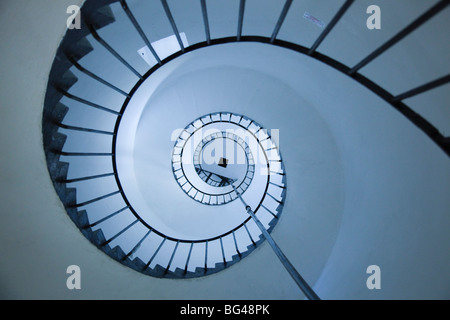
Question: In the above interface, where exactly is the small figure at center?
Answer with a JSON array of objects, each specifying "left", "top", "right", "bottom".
[{"left": 218, "top": 157, "right": 228, "bottom": 168}]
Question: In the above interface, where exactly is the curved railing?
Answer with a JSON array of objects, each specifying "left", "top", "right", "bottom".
[{"left": 43, "top": 0, "right": 449, "bottom": 280}]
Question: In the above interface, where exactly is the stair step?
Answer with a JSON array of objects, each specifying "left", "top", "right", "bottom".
[
  {"left": 56, "top": 70, "right": 78, "bottom": 92},
  {"left": 91, "top": 228, "right": 107, "bottom": 247},
  {"left": 77, "top": 210, "right": 90, "bottom": 229},
  {"left": 110, "top": 245, "right": 126, "bottom": 261},
  {"left": 84, "top": 2, "right": 116, "bottom": 29}
]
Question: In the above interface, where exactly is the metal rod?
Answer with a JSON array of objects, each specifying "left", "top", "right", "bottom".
[
  {"left": 61, "top": 172, "right": 115, "bottom": 184},
  {"left": 88, "top": 206, "right": 129, "bottom": 228},
  {"left": 161, "top": 0, "right": 185, "bottom": 52},
  {"left": 266, "top": 192, "right": 283, "bottom": 204},
  {"left": 261, "top": 204, "right": 278, "bottom": 219},
  {"left": 393, "top": 74, "right": 450, "bottom": 102},
  {"left": 200, "top": 0, "right": 211, "bottom": 44},
  {"left": 237, "top": 0, "right": 246, "bottom": 41},
  {"left": 145, "top": 237, "right": 166, "bottom": 269},
  {"left": 56, "top": 123, "right": 115, "bottom": 135},
  {"left": 269, "top": 181, "right": 286, "bottom": 189},
  {"left": 124, "top": 229, "right": 152, "bottom": 260},
  {"left": 184, "top": 242, "right": 194, "bottom": 273},
  {"left": 270, "top": 170, "right": 285, "bottom": 176},
  {"left": 120, "top": 0, "right": 161, "bottom": 65},
  {"left": 204, "top": 240, "right": 208, "bottom": 271},
  {"left": 243, "top": 223, "right": 255, "bottom": 245},
  {"left": 57, "top": 89, "right": 120, "bottom": 115},
  {"left": 232, "top": 185, "right": 320, "bottom": 300},
  {"left": 270, "top": 0, "right": 293, "bottom": 43},
  {"left": 349, "top": 0, "right": 449, "bottom": 75},
  {"left": 67, "top": 55, "right": 129, "bottom": 96},
  {"left": 308, "top": 0, "right": 354, "bottom": 55},
  {"left": 56, "top": 151, "right": 113, "bottom": 157},
  {"left": 232, "top": 230, "right": 241, "bottom": 257},
  {"left": 71, "top": 190, "right": 121, "bottom": 208},
  {"left": 87, "top": 23, "right": 143, "bottom": 79},
  {"left": 166, "top": 241, "right": 180, "bottom": 272},
  {"left": 219, "top": 237, "right": 226, "bottom": 265},
  {"left": 104, "top": 219, "right": 139, "bottom": 245}
]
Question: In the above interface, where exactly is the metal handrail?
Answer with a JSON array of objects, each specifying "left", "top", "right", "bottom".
[{"left": 232, "top": 184, "right": 320, "bottom": 300}]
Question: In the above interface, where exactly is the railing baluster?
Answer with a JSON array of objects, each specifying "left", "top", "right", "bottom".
[
  {"left": 261, "top": 204, "right": 278, "bottom": 219},
  {"left": 67, "top": 55, "right": 129, "bottom": 96},
  {"left": 269, "top": 181, "right": 286, "bottom": 189},
  {"left": 87, "top": 23, "right": 143, "bottom": 79},
  {"left": 71, "top": 190, "right": 121, "bottom": 208},
  {"left": 184, "top": 242, "right": 194, "bottom": 273},
  {"left": 145, "top": 237, "right": 167, "bottom": 269},
  {"left": 56, "top": 123, "right": 115, "bottom": 135},
  {"left": 165, "top": 240, "right": 180, "bottom": 272},
  {"left": 204, "top": 240, "right": 208, "bottom": 271},
  {"left": 161, "top": 0, "right": 185, "bottom": 52},
  {"left": 349, "top": 0, "right": 449, "bottom": 75},
  {"left": 219, "top": 237, "right": 226, "bottom": 265},
  {"left": 237, "top": 0, "right": 246, "bottom": 41},
  {"left": 266, "top": 193, "right": 284, "bottom": 205},
  {"left": 200, "top": 0, "right": 211, "bottom": 44},
  {"left": 120, "top": 0, "right": 162, "bottom": 65},
  {"left": 244, "top": 223, "right": 255, "bottom": 246},
  {"left": 270, "top": 0, "right": 293, "bottom": 43},
  {"left": 60, "top": 172, "right": 115, "bottom": 184},
  {"left": 232, "top": 231, "right": 241, "bottom": 257},
  {"left": 393, "top": 74, "right": 450, "bottom": 102},
  {"left": 102, "top": 219, "right": 139, "bottom": 246},
  {"left": 308, "top": 0, "right": 354, "bottom": 55},
  {"left": 56, "top": 151, "right": 113, "bottom": 157},
  {"left": 57, "top": 88, "right": 120, "bottom": 115},
  {"left": 270, "top": 171, "right": 285, "bottom": 176},
  {"left": 123, "top": 229, "right": 152, "bottom": 260},
  {"left": 87, "top": 206, "right": 129, "bottom": 228}
]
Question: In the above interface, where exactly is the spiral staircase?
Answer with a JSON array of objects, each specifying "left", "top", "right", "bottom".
[
  {"left": 2, "top": 0, "right": 446, "bottom": 299},
  {"left": 43, "top": 0, "right": 291, "bottom": 280}
]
